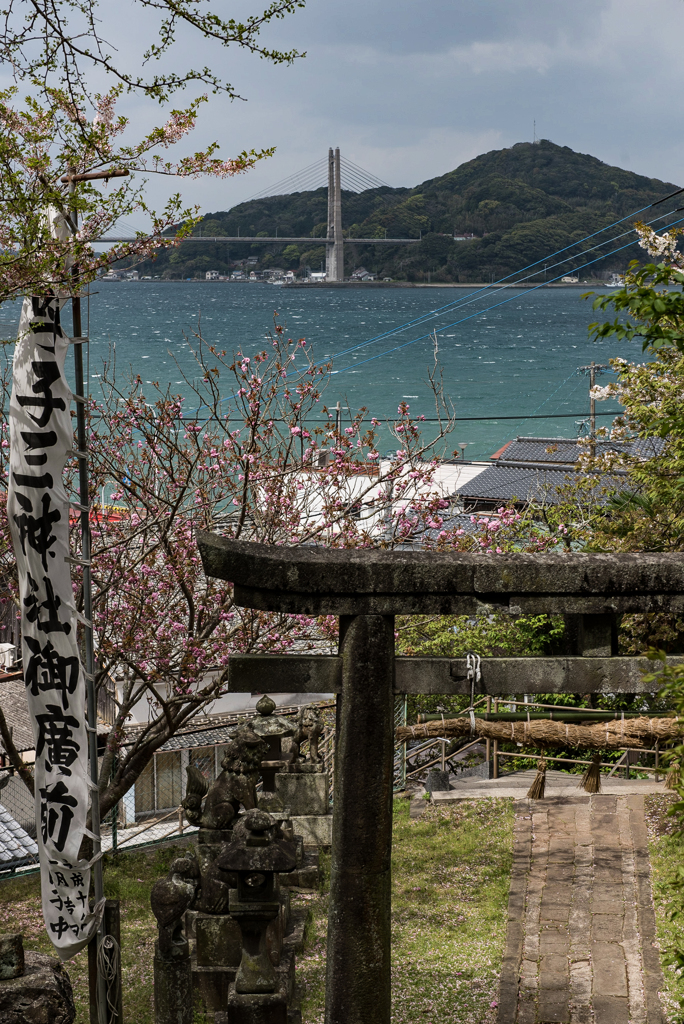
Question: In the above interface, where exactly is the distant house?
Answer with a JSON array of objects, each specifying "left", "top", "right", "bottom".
[
  {"left": 231, "top": 271, "right": 246, "bottom": 281},
  {"left": 205, "top": 270, "right": 220, "bottom": 281},
  {"left": 125, "top": 270, "right": 139, "bottom": 281},
  {"left": 350, "top": 268, "right": 376, "bottom": 282},
  {"left": 450, "top": 435, "right": 661, "bottom": 513},
  {"left": 561, "top": 276, "right": 579, "bottom": 283},
  {"left": 453, "top": 232, "right": 476, "bottom": 242},
  {"left": 309, "top": 272, "right": 327, "bottom": 282}
]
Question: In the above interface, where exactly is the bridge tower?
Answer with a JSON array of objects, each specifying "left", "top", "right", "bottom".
[{"left": 326, "top": 147, "right": 344, "bottom": 282}]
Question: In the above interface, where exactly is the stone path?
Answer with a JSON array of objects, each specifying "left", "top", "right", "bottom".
[{"left": 498, "top": 795, "right": 664, "bottom": 1024}]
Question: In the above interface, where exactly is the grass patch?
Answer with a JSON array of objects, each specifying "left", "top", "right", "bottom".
[
  {"left": 646, "top": 793, "right": 684, "bottom": 1023},
  {"left": 297, "top": 798, "right": 514, "bottom": 1023},
  {"left": 0, "top": 800, "right": 514, "bottom": 1024},
  {"left": 0, "top": 843, "right": 189, "bottom": 1024}
]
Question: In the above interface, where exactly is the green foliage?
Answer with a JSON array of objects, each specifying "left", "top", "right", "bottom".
[
  {"left": 646, "top": 794, "right": 684, "bottom": 1022},
  {"left": 396, "top": 612, "right": 564, "bottom": 658},
  {"left": 590, "top": 260, "right": 684, "bottom": 353},
  {"left": 585, "top": 260, "right": 684, "bottom": 555}
]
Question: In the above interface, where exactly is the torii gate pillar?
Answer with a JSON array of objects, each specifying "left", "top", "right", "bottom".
[
  {"left": 197, "top": 533, "right": 684, "bottom": 1024},
  {"left": 326, "top": 614, "right": 395, "bottom": 1023}
]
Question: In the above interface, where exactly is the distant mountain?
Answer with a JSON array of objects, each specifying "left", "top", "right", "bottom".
[{"left": 134, "top": 141, "right": 680, "bottom": 282}]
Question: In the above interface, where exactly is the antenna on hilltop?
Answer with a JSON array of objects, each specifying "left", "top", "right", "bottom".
[{"left": 533, "top": 120, "right": 537, "bottom": 144}]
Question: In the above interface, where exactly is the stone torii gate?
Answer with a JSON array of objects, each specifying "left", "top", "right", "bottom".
[{"left": 197, "top": 533, "right": 684, "bottom": 1024}]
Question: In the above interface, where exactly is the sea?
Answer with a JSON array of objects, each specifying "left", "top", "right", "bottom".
[{"left": 2, "top": 282, "right": 630, "bottom": 461}]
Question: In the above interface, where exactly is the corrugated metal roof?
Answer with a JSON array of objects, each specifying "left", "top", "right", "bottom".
[{"left": 0, "top": 801, "right": 38, "bottom": 868}]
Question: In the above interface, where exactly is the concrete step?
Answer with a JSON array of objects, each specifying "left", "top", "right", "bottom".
[{"left": 431, "top": 767, "right": 669, "bottom": 802}]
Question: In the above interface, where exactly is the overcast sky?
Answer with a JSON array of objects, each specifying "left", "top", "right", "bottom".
[{"left": 38, "top": 0, "right": 684, "bottom": 219}]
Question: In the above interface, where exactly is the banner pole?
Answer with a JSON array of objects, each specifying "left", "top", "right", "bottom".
[{"left": 68, "top": 173, "right": 107, "bottom": 1024}]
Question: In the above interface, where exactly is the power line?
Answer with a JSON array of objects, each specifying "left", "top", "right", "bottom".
[
  {"left": 329, "top": 202, "right": 683, "bottom": 365},
  {"left": 329, "top": 214, "right": 684, "bottom": 377},
  {"left": 85, "top": 409, "right": 622, "bottom": 423}
]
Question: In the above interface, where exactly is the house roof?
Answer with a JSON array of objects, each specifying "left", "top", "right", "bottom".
[
  {"left": 0, "top": 673, "right": 34, "bottom": 753},
  {"left": 453, "top": 464, "right": 625, "bottom": 506},
  {"left": 0, "top": 801, "right": 38, "bottom": 868},
  {"left": 123, "top": 696, "right": 335, "bottom": 753},
  {"left": 493, "top": 435, "right": 664, "bottom": 466}
]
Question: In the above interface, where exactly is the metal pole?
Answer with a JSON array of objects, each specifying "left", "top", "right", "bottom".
[
  {"left": 485, "top": 696, "right": 491, "bottom": 765},
  {"left": 590, "top": 361, "right": 596, "bottom": 436},
  {"left": 68, "top": 173, "right": 107, "bottom": 1024},
  {"left": 493, "top": 698, "right": 499, "bottom": 779}
]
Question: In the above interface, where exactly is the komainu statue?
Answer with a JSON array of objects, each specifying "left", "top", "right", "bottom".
[
  {"left": 290, "top": 704, "right": 325, "bottom": 764},
  {"left": 182, "top": 722, "right": 268, "bottom": 830},
  {"left": 150, "top": 851, "right": 200, "bottom": 957}
]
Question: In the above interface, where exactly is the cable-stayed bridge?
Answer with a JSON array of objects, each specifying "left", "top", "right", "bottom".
[{"left": 98, "top": 148, "right": 419, "bottom": 280}]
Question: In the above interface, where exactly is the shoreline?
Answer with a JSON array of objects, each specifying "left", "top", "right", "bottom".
[{"left": 99, "top": 280, "right": 603, "bottom": 289}]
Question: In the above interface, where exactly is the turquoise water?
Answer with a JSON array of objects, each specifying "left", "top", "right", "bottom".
[{"left": 7, "top": 282, "right": 628, "bottom": 460}]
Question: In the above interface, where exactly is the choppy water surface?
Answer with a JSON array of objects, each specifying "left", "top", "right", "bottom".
[{"left": 5, "top": 283, "right": 628, "bottom": 459}]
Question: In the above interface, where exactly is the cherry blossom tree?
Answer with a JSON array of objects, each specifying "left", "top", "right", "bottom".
[
  {"left": 0, "top": 83, "right": 271, "bottom": 303},
  {"left": 0, "top": 318, "right": 468, "bottom": 815}
]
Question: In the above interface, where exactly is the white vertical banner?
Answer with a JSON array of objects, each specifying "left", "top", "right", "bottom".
[{"left": 8, "top": 294, "right": 103, "bottom": 959}]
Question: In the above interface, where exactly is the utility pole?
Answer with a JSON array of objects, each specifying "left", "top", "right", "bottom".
[
  {"left": 578, "top": 361, "right": 609, "bottom": 453},
  {"left": 63, "top": 165, "right": 128, "bottom": 1024}
]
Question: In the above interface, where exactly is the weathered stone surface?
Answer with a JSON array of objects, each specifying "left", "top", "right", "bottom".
[
  {"left": 0, "top": 950, "right": 75, "bottom": 1024},
  {"left": 227, "top": 653, "right": 684, "bottom": 696},
  {"left": 275, "top": 773, "right": 329, "bottom": 816},
  {"left": 0, "top": 934, "right": 24, "bottom": 980},
  {"left": 325, "top": 614, "right": 394, "bottom": 1024},
  {"left": 196, "top": 911, "right": 242, "bottom": 968},
  {"left": 154, "top": 945, "right": 193, "bottom": 1024},
  {"left": 197, "top": 532, "right": 684, "bottom": 615},
  {"left": 290, "top": 815, "right": 332, "bottom": 848},
  {"left": 425, "top": 769, "right": 451, "bottom": 794},
  {"left": 497, "top": 795, "right": 665, "bottom": 1023}
]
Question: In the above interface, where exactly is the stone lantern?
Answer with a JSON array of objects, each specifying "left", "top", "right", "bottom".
[
  {"left": 250, "top": 695, "right": 295, "bottom": 812},
  {"left": 217, "top": 810, "right": 297, "bottom": 1022}
]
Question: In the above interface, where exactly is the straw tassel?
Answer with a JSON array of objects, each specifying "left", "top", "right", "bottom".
[
  {"left": 527, "top": 757, "right": 547, "bottom": 800},
  {"left": 579, "top": 754, "right": 602, "bottom": 794},
  {"left": 666, "top": 759, "right": 681, "bottom": 791}
]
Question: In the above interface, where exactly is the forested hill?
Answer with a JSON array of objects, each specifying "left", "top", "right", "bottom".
[{"left": 137, "top": 141, "right": 681, "bottom": 282}]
